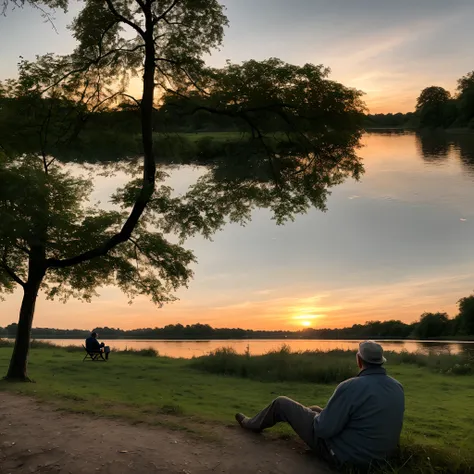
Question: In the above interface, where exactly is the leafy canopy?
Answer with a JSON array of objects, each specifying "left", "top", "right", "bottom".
[
  {"left": 457, "top": 71, "right": 474, "bottom": 124},
  {"left": 0, "top": 153, "right": 196, "bottom": 305},
  {"left": 416, "top": 86, "right": 451, "bottom": 110},
  {"left": 457, "top": 294, "right": 474, "bottom": 335},
  {"left": 415, "top": 86, "right": 456, "bottom": 128}
]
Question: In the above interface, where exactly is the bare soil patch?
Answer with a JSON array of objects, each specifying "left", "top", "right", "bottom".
[{"left": 0, "top": 392, "right": 330, "bottom": 473}]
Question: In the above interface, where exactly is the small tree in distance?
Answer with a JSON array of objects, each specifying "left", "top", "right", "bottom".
[
  {"left": 414, "top": 312, "right": 450, "bottom": 339},
  {"left": 0, "top": 0, "right": 365, "bottom": 381}
]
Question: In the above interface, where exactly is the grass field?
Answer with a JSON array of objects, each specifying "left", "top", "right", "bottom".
[{"left": 0, "top": 344, "right": 473, "bottom": 473}]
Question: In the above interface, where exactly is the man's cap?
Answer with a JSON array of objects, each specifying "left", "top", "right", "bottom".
[
  {"left": 357, "top": 340, "right": 386, "bottom": 365},
  {"left": 91, "top": 331, "right": 98, "bottom": 337}
]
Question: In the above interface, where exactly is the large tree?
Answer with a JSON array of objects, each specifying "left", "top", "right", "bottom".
[
  {"left": 457, "top": 294, "right": 474, "bottom": 335},
  {"left": 0, "top": 0, "right": 364, "bottom": 381},
  {"left": 416, "top": 86, "right": 455, "bottom": 129},
  {"left": 457, "top": 71, "right": 474, "bottom": 126}
]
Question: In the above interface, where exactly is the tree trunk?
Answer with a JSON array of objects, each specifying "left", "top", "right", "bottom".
[
  {"left": 140, "top": 16, "right": 156, "bottom": 185},
  {"left": 6, "top": 259, "right": 45, "bottom": 381}
]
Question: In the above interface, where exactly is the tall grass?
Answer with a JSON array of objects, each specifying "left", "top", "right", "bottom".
[
  {"left": 190, "top": 346, "right": 357, "bottom": 384},
  {"left": 191, "top": 346, "right": 472, "bottom": 384},
  {"left": 120, "top": 347, "right": 159, "bottom": 357}
]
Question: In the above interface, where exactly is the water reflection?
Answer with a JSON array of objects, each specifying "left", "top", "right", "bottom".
[
  {"left": 416, "top": 132, "right": 474, "bottom": 175},
  {"left": 417, "top": 133, "right": 450, "bottom": 163},
  {"left": 454, "top": 134, "right": 474, "bottom": 176},
  {"left": 33, "top": 338, "right": 474, "bottom": 358}
]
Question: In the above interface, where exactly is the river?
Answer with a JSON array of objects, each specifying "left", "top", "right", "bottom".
[{"left": 34, "top": 338, "right": 474, "bottom": 358}]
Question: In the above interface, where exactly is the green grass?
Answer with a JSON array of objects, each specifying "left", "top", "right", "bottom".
[
  {"left": 190, "top": 346, "right": 473, "bottom": 384},
  {"left": 0, "top": 345, "right": 473, "bottom": 473}
]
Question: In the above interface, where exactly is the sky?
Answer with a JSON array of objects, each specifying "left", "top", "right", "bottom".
[{"left": 1, "top": 0, "right": 474, "bottom": 112}]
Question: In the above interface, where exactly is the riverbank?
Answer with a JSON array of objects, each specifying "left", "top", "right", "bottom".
[
  {"left": 0, "top": 345, "right": 473, "bottom": 472},
  {"left": 2, "top": 338, "right": 472, "bottom": 360}
]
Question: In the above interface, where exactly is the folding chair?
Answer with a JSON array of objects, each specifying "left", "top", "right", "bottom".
[{"left": 82, "top": 344, "right": 107, "bottom": 362}]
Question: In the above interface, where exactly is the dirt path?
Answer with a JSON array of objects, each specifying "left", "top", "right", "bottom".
[{"left": 0, "top": 393, "right": 330, "bottom": 474}]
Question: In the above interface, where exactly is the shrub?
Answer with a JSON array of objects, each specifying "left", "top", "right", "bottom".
[
  {"left": 0, "top": 339, "right": 13, "bottom": 348},
  {"left": 30, "top": 340, "right": 57, "bottom": 349},
  {"left": 63, "top": 344, "right": 84, "bottom": 353},
  {"left": 447, "top": 364, "right": 472, "bottom": 375},
  {"left": 120, "top": 347, "right": 159, "bottom": 357}
]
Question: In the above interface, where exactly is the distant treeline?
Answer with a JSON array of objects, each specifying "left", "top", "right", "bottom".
[
  {"left": 1, "top": 294, "right": 473, "bottom": 340},
  {"left": 0, "top": 320, "right": 414, "bottom": 340},
  {"left": 364, "top": 112, "right": 416, "bottom": 129},
  {"left": 365, "top": 70, "right": 474, "bottom": 130}
]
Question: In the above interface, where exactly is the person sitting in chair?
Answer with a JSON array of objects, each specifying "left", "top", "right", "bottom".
[{"left": 85, "top": 331, "right": 111, "bottom": 360}]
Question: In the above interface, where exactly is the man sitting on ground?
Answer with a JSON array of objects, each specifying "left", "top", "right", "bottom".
[
  {"left": 85, "top": 331, "right": 111, "bottom": 360},
  {"left": 235, "top": 341, "right": 405, "bottom": 467}
]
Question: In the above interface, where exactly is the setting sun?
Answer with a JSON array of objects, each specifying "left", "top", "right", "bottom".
[{"left": 292, "top": 314, "right": 322, "bottom": 328}]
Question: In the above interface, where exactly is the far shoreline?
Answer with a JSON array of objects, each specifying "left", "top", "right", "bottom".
[{"left": 16, "top": 336, "right": 474, "bottom": 342}]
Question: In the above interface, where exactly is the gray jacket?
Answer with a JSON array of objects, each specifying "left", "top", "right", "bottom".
[{"left": 313, "top": 366, "right": 405, "bottom": 465}]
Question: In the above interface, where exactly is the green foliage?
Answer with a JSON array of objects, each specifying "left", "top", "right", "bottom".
[
  {"left": 0, "top": 53, "right": 126, "bottom": 158},
  {"left": 416, "top": 86, "right": 451, "bottom": 110},
  {"left": 70, "top": 0, "right": 228, "bottom": 94},
  {"left": 457, "top": 71, "right": 474, "bottom": 124},
  {"left": 121, "top": 347, "right": 159, "bottom": 357},
  {"left": 0, "top": 154, "right": 195, "bottom": 304},
  {"left": 457, "top": 294, "right": 474, "bottom": 335},
  {"left": 160, "top": 59, "right": 365, "bottom": 222},
  {"left": 372, "top": 71, "right": 474, "bottom": 130},
  {"left": 191, "top": 346, "right": 357, "bottom": 384},
  {"left": 192, "top": 347, "right": 472, "bottom": 383},
  {"left": 416, "top": 86, "right": 455, "bottom": 129},
  {"left": 414, "top": 312, "right": 450, "bottom": 339}
]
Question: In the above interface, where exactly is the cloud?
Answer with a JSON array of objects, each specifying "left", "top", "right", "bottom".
[{"left": 253, "top": 289, "right": 275, "bottom": 296}]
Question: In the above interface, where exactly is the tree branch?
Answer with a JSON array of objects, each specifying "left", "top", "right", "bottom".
[
  {"left": 13, "top": 243, "right": 30, "bottom": 255},
  {"left": 121, "top": 93, "right": 141, "bottom": 107},
  {"left": 1, "top": 255, "right": 25, "bottom": 288},
  {"left": 152, "top": 0, "right": 180, "bottom": 25},
  {"left": 135, "top": 0, "right": 146, "bottom": 12},
  {"left": 41, "top": 44, "right": 145, "bottom": 96},
  {"left": 104, "top": 0, "right": 146, "bottom": 38},
  {"left": 46, "top": 6, "right": 157, "bottom": 270}
]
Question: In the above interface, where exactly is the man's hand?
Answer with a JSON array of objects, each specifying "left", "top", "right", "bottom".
[{"left": 309, "top": 405, "right": 323, "bottom": 414}]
